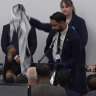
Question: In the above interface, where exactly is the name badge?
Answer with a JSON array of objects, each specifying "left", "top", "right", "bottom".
[{"left": 55, "top": 54, "right": 60, "bottom": 60}]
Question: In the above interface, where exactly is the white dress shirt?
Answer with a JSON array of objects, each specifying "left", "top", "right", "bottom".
[{"left": 52, "top": 25, "right": 68, "bottom": 62}]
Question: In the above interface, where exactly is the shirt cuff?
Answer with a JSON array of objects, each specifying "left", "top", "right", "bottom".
[{"left": 14, "top": 55, "right": 19, "bottom": 60}]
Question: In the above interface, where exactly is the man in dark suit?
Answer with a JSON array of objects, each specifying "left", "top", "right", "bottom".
[
  {"left": 1, "top": 4, "right": 37, "bottom": 82},
  {"left": 30, "top": 12, "right": 80, "bottom": 67},
  {"left": 29, "top": 12, "right": 81, "bottom": 93},
  {"left": 31, "top": 63, "right": 66, "bottom": 96}
]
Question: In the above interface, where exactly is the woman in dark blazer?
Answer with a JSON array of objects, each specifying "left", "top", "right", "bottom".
[{"left": 60, "top": 0, "right": 88, "bottom": 95}]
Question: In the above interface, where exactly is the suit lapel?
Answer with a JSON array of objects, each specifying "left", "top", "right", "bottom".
[{"left": 61, "top": 28, "right": 70, "bottom": 52}]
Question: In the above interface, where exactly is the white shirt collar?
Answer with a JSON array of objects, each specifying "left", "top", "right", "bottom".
[{"left": 60, "top": 24, "right": 68, "bottom": 35}]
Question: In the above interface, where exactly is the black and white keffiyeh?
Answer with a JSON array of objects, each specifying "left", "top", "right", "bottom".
[{"left": 10, "top": 4, "right": 31, "bottom": 74}]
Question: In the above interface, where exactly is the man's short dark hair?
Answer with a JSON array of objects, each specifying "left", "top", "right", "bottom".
[
  {"left": 50, "top": 12, "right": 66, "bottom": 22},
  {"left": 36, "top": 63, "right": 50, "bottom": 77},
  {"left": 86, "top": 74, "right": 96, "bottom": 90},
  {"left": 57, "top": 69, "right": 71, "bottom": 87},
  {"left": 15, "top": 74, "right": 28, "bottom": 84}
]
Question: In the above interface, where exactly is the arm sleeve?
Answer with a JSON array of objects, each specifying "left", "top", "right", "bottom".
[
  {"left": 77, "top": 20, "right": 88, "bottom": 48},
  {"left": 29, "top": 17, "right": 52, "bottom": 32},
  {"left": 1, "top": 25, "right": 10, "bottom": 54}
]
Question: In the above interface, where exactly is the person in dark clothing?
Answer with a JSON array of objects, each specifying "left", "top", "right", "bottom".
[
  {"left": 15, "top": 74, "right": 28, "bottom": 84},
  {"left": 1, "top": 4, "right": 37, "bottom": 82},
  {"left": 60, "top": 0, "right": 88, "bottom": 94},
  {"left": 30, "top": 63, "right": 67, "bottom": 96},
  {"left": 29, "top": 11, "right": 81, "bottom": 94},
  {"left": 6, "top": 70, "right": 16, "bottom": 83},
  {"left": 57, "top": 69, "right": 81, "bottom": 96},
  {"left": 30, "top": 0, "right": 88, "bottom": 95}
]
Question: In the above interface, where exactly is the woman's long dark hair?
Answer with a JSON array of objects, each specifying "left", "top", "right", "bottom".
[{"left": 60, "top": 0, "right": 75, "bottom": 15}]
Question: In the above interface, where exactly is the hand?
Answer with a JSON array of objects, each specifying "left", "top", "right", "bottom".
[
  {"left": 9, "top": 47, "right": 16, "bottom": 56},
  {"left": 8, "top": 54, "right": 13, "bottom": 62},
  {"left": 15, "top": 56, "right": 20, "bottom": 64},
  {"left": 25, "top": 13, "right": 29, "bottom": 20}
]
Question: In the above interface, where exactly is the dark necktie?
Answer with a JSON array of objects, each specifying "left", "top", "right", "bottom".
[
  {"left": 11, "top": 30, "right": 19, "bottom": 54},
  {"left": 56, "top": 32, "right": 61, "bottom": 54}
]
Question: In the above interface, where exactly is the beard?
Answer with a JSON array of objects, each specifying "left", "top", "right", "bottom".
[{"left": 58, "top": 26, "right": 64, "bottom": 32}]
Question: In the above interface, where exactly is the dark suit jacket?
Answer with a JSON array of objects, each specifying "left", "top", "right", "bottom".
[
  {"left": 1, "top": 23, "right": 37, "bottom": 81},
  {"left": 45, "top": 26, "right": 81, "bottom": 69},
  {"left": 31, "top": 81, "right": 67, "bottom": 96}
]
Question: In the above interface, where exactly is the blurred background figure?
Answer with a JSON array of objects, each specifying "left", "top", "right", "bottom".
[
  {"left": 15, "top": 74, "right": 28, "bottom": 84},
  {"left": 57, "top": 69, "right": 81, "bottom": 96},
  {"left": 30, "top": 63, "right": 67, "bottom": 96},
  {"left": 26, "top": 67, "right": 37, "bottom": 85},
  {"left": 85, "top": 74, "right": 96, "bottom": 96},
  {"left": 6, "top": 70, "right": 16, "bottom": 83}
]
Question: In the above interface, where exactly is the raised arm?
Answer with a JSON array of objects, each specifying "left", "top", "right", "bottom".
[{"left": 29, "top": 17, "right": 52, "bottom": 32}]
